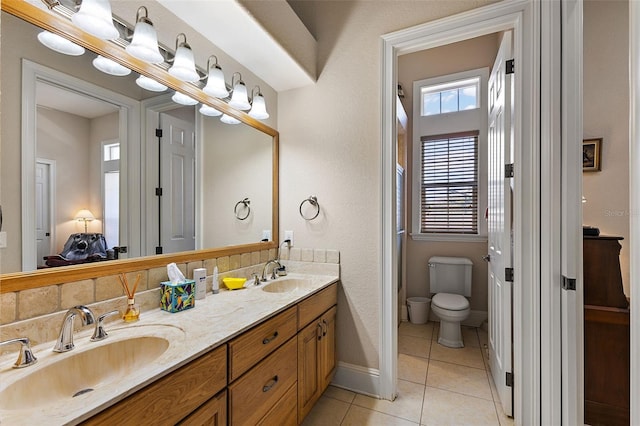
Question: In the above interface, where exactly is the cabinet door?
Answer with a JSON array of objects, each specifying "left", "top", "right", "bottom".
[
  {"left": 298, "top": 318, "right": 322, "bottom": 422},
  {"left": 178, "top": 390, "right": 227, "bottom": 426},
  {"left": 319, "top": 306, "right": 337, "bottom": 389}
]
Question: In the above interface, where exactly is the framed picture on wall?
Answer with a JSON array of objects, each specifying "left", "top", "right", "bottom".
[{"left": 583, "top": 138, "right": 602, "bottom": 172}]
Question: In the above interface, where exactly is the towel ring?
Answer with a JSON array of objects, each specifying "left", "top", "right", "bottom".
[
  {"left": 299, "top": 196, "right": 320, "bottom": 221},
  {"left": 234, "top": 198, "right": 251, "bottom": 220}
]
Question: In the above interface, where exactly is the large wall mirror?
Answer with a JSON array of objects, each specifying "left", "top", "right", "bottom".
[{"left": 0, "top": 1, "right": 279, "bottom": 286}]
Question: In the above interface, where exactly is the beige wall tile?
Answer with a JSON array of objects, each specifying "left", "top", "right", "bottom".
[
  {"left": 204, "top": 258, "right": 216, "bottom": 275},
  {"left": 187, "top": 261, "right": 203, "bottom": 279},
  {"left": 0, "top": 292, "right": 17, "bottom": 325},
  {"left": 230, "top": 254, "right": 241, "bottom": 270},
  {"left": 61, "top": 279, "right": 94, "bottom": 309},
  {"left": 148, "top": 266, "right": 169, "bottom": 288},
  {"left": 290, "top": 248, "right": 301, "bottom": 261},
  {"left": 313, "top": 249, "right": 327, "bottom": 263},
  {"left": 260, "top": 250, "right": 270, "bottom": 262},
  {"left": 301, "top": 248, "right": 314, "bottom": 262},
  {"left": 217, "top": 256, "right": 230, "bottom": 272},
  {"left": 240, "top": 253, "right": 252, "bottom": 267},
  {"left": 268, "top": 248, "right": 277, "bottom": 259},
  {"left": 95, "top": 275, "right": 125, "bottom": 301},
  {"left": 18, "top": 285, "right": 59, "bottom": 320},
  {"left": 251, "top": 251, "right": 261, "bottom": 265},
  {"left": 136, "top": 289, "right": 161, "bottom": 313},
  {"left": 280, "top": 247, "right": 290, "bottom": 260},
  {"left": 326, "top": 249, "right": 340, "bottom": 264}
]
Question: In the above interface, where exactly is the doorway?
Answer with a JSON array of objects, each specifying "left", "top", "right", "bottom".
[{"left": 381, "top": 1, "right": 543, "bottom": 422}]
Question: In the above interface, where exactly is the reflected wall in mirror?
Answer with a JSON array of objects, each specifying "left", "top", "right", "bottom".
[{"left": 0, "top": 9, "right": 277, "bottom": 275}]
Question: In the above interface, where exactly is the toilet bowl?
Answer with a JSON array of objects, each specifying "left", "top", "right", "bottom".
[
  {"left": 428, "top": 256, "right": 473, "bottom": 348},
  {"left": 431, "top": 292, "right": 470, "bottom": 348}
]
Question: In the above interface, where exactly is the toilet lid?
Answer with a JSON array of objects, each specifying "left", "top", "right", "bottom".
[{"left": 432, "top": 293, "right": 469, "bottom": 311}]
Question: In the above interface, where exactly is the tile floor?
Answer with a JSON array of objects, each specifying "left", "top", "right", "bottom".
[{"left": 302, "top": 321, "right": 514, "bottom": 426}]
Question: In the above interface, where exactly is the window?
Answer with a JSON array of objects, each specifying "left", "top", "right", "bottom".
[
  {"left": 421, "top": 77, "right": 480, "bottom": 116},
  {"left": 102, "top": 141, "right": 120, "bottom": 247},
  {"left": 420, "top": 132, "right": 478, "bottom": 234}
]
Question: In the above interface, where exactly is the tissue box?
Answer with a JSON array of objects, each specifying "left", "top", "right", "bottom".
[{"left": 160, "top": 280, "right": 195, "bottom": 313}]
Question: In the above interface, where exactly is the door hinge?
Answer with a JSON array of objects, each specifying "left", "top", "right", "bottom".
[
  {"left": 155, "top": 246, "right": 163, "bottom": 254},
  {"left": 155, "top": 187, "right": 163, "bottom": 196},
  {"left": 506, "top": 59, "right": 515, "bottom": 74},
  {"left": 155, "top": 128, "right": 163, "bottom": 138},
  {"left": 506, "top": 372, "right": 514, "bottom": 387},
  {"left": 505, "top": 163, "right": 514, "bottom": 178},
  {"left": 505, "top": 268, "right": 514, "bottom": 282},
  {"left": 562, "top": 276, "right": 577, "bottom": 291}
]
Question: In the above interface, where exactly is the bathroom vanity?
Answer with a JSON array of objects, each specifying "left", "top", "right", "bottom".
[{"left": 0, "top": 276, "right": 338, "bottom": 425}]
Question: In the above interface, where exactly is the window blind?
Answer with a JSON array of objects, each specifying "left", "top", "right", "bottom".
[{"left": 420, "top": 132, "right": 478, "bottom": 234}]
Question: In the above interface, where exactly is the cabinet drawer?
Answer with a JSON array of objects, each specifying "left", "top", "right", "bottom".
[
  {"left": 298, "top": 283, "right": 337, "bottom": 330},
  {"left": 228, "top": 337, "right": 297, "bottom": 425},
  {"left": 85, "top": 345, "right": 227, "bottom": 426},
  {"left": 228, "top": 306, "right": 297, "bottom": 381},
  {"left": 257, "top": 383, "right": 297, "bottom": 426}
]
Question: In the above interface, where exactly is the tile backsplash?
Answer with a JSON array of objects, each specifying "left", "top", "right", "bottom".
[{"left": 0, "top": 247, "right": 339, "bottom": 351}]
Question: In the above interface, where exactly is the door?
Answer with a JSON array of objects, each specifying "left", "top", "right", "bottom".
[
  {"left": 159, "top": 113, "right": 196, "bottom": 254},
  {"left": 487, "top": 31, "right": 514, "bottom": 417},
  {"left": 35, "top": 160, "right": 53, "bottom": 267}
]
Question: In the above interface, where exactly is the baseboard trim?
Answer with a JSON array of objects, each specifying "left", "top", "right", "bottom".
[{"left": 330, "top": 361, "right": 380, "bottom": 398}]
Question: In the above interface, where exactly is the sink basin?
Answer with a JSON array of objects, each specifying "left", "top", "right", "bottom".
[
  {"left": 0, "top": 333, "right": 173, "bottom": 410},
  {"left": 261, "top": 278, "right": 314, "bottom": 293}
]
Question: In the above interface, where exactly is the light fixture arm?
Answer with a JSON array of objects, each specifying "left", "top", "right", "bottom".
[
  {"left": 135, "top": 6, "right": 151, "bottom": 24},
  {"left": 175, "top": 32, "right": 189, "bottom": 51},
  {"left": 250, "top": 85, "right": 262, "bottom": 102}
]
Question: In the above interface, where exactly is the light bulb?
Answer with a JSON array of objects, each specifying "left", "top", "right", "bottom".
[
  {"left": 199, "top": 104, "right": 223, "bottom": 117},
  {"left": 221, "top": 114, "right": 241, "bottom": 125},
  {"left": 126, "top": 9, "right": 163, "bottom": 64},
  {"left": 172, "top": 91, "right": 198, "bottom": 106},
  {"left": 37, "top": 31, "right": 85, "bottom": 56},
  {"left": 248, "top": 93, "right": 269, "bottom": 119},
  {"left": 136, "top": 75, "right": 167, "bottom": 92},
  {"left": 93, "top": 55, "right": 131, "bottom": 76},
  {"left": 229, "top": 81, "right": 250, "bottom": 110}
]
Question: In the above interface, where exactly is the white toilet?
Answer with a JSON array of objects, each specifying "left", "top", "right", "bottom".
[{"left": 429, "top": 256, "right": 473, "bottom": 348}]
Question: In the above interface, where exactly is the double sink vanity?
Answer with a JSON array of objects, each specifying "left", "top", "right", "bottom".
[{"left": 0, "top": 272, "right": 338, "bottom": 425}]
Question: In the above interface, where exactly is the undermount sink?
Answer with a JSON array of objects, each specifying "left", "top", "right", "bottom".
[
  {"left": 261, "top": 278, "right": 313, "bottom": 293},
  {"left": 0, "top": 327, "right": 181, "bottom": 411}
]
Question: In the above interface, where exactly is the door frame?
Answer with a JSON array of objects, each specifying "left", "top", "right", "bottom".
[
  {"left": 630, "top": 2, "right": 640, "bottom": 424},
  {"left": 21, "top": 60, "right": 141, "bottom": 270},
  {"left": 35, "top": 158, "right": 55, "bottom": 265},
  {"left": 380, "top": 0, "right": 544, "bottom": 422}
]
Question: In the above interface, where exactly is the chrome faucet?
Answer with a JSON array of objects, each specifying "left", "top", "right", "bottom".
[
  {"left": 261, "top": 259, "right": 283, "bottom": 281},
  {"left": 53, "top": 306, "right": 96, "bottom": 352},
  {"left": 0, "top": 337, "right": 37, "bottom": 368}
]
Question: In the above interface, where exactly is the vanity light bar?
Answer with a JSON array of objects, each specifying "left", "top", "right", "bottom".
[{"left": 40, "top": 0, "right": 270, "bottom": 121}]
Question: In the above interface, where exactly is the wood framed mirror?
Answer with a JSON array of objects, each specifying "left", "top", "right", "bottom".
[{"left": 0, "top": 0, "right": 279, "bottom": 292}]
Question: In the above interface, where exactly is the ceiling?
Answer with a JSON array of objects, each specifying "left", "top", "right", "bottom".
[{"left": 36, "top": 81, "right": 120, "bottom": 119}]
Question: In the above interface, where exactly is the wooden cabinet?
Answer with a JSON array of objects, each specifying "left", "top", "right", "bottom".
[
  {"left": 583, "top": 236, "right": 630, "bottom": 426},
  {"left": 86, "top": 282, "right": 338, "bottom": 426},
  {"left": 178, "top": 390, "right": 227, "bottom": 426},
  {"left": 84, "top": 345, "right": 227, "bottom": 426},
  {"left": 228, "top": 306, "right": 297, "bottom": 382},
  {"left": 228, "top": 337, "right": 298, "bottom": 425},
  {"left": 297, "top": 303, "right": 337, "bottom": 423}
]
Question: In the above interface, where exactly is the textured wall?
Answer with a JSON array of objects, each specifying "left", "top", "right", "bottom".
[
  {"left": 281, "top": 0, "right": 498, "bottom": 370},
  {"left": 583, "top": 0, "right": 630, "bottom": 294}
]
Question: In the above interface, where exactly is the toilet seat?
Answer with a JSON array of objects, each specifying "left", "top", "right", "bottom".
[{"left": 432, "top": 293, "right": 469, "bottom": 311}]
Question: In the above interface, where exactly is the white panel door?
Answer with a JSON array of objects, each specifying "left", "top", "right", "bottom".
[
  {"left": 160, "top": 113, "right": 195, "bottom": 254},
  {"left": 35, "top": 160, "right": 53, "bottom": 267},
  {"left": 487, "top": 31, "right": 514, "bottom": 417}
]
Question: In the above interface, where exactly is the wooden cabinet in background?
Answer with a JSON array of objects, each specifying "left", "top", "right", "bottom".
[{"left": 583, "top": 236, "right": 630, "bottom": 426}]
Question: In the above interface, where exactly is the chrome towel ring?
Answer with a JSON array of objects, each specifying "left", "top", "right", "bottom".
[
  {"left": 234, "top": 198, "right": 251, "bottom": 220},
  {"left": 299, "top": 196, "right": 320, "bottom": 220}
]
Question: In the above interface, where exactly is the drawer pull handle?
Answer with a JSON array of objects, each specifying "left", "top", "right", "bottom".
[
  {"left": 263, "top": 375, "right": 278, "bottom": 392},
  {"left": 322, "top": 319, "right": 328, "bottom": 337},
  {"left": 317, "top": 323, "right": 323, "bottom": 341},
  {"left": 262, "top": 331, "right": 279, "bottom": 345}
]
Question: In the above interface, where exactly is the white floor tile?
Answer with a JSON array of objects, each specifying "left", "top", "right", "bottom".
[
  {"left": 343, "top": 405, "right": 420, "bottom": 426},
  {"left": 301, "top": 395, "right": 350, "bottom": 426},
  {"left": 352, "top": 379, "right": 425, "bottom": 423}
]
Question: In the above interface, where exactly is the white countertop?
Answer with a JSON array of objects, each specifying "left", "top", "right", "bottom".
[{"left": 0, "top": 268, "right": 339, "bottom": 425}]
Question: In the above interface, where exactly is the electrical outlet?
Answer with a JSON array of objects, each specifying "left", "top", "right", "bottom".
[
  {"left": 262, "top": 230, "right": 272, "bottom": 241},
  {"left": 284, "top": 230, "right": 294, "bottom": 246}
]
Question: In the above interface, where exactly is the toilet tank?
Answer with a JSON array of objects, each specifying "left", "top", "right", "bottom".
[{"left": 428, "top": 256, "right": 473, "bottom": 297}]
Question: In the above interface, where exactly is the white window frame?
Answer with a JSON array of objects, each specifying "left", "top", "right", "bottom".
[
  {"left": 420, "top": 76, "right": 481, "bottom": 116},
  {"left": 411, "top": 67, "right": 489, "bottom": 242}
]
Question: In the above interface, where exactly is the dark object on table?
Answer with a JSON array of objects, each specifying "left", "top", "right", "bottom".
[
  {"left": 583, "top": 226, "right": 600, "bottom": 236},
  {"left": 44, "top": 233, "right": 109, "bottom": 267}
]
